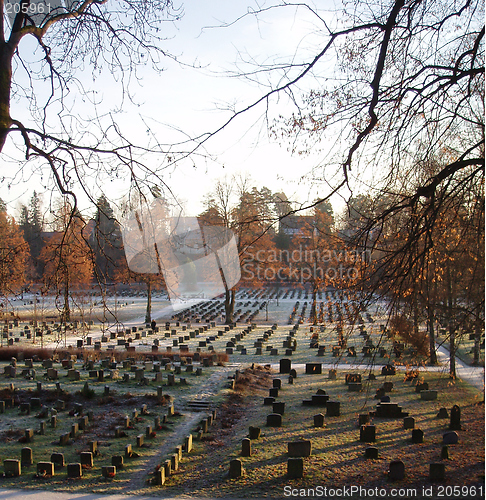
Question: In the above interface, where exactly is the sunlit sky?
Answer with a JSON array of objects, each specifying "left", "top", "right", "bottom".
[{"left": 2, "top": 0, "right": 364, "bottom": 220}]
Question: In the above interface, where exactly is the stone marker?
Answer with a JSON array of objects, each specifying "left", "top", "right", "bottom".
[
  {"left": 388, "top": 460, "right": 405, "bottom": 481},
  {"left": 411, "top": 428, "right": 424, "bottom": 443},
  {"left": 280, "top": 359, "right": 291, "bottom": 374},
  {"left": 326, "top": 401, "right": 340, "bottom": 417},
  {"left": 359, "top": 424, "right": 376, "bottom": 443},
  {"left": 229, "top": 459, "right": 244, "bottom": 478},
  {"left": 102, "top": 465, "right": 116, "bottom": 479},
  {"left": 263, "top": 397, "right": 275, "bottom": 406},
  {"left": 437, "top": 408, "right": 448, "bottom": 419},
  {"left": 67, "top": 462, "right": 82, "bottom": 478},
  {"left": 442, "top": 431, "right": 459, "bottom": 445},
  {"left": 314, "top": 413, "right": 325, "bottom": 427},
  {"left": 249, "top": 426, "right": 261, "bottom": 440},
  {"left": 365, "top": 447, "right": 379, "bottom": 459},
  {"left": 403, "top": 416, "right": 415, "bottom": 429},
  {"left": 125, "top": 444, "right": 132, "bottom": 458},
  {"left": 266, "top": 413, "right": 282, "bottom": 427},
  {"left": 440, "top": 446, "right": 449, "bottom": 460},
  {"left": 241, "top": 438, "right": 251, "bottom": 457},
  {"left": 287, "top": 457, "right": 304, "bottom": 479},
  {"left": 163, "top": 459, "right": 171, "bottom": 477},
  {"left": 37, "top": 461, "right": 54, "bottom": 476},
  {"left": 112, "top": 456, "right": 124, "bottom": 468},
  {"left": 4, "top": 459, "right": 21, "bottom": 477},
  {"left": 59, "top": 433, "right": 70, "bottom": 445},
  {"left": 449, "top": 405, "right": 461, "bottom": 430},
  {"left": 273, "top": 402, "right": 285, "bottom": 415},
  {"left": 429, "top": 463, "right": 445, "bottom": 481},
  {"left": 137, "top": 434, "right": 144, "bottom": 447},
  {"left": 50, "top": 453, "right": 64, "bottom": 469},
  {"left": 80, "top": 452, "right": 93, "bottom": 468},
  {"left": 21, "top": 447, "right": 33, "bottom": 466},
  {"left": 155, "top": 467, "right": 165, "bottom": 485},
  {"left": 185, "top": 434, "right": 193, "bottom": 453},
  {"left": 288, "top": 440, "right": 312, "bottom": 457},
  {"left": 24, "top": 428, "right": 34, "bottom": 442},
  {"left": 420, "top": 390, "right": 438, "bottom": 401},
  {"left": 170, "top": 453, "right": 179, "bottom": 471}
]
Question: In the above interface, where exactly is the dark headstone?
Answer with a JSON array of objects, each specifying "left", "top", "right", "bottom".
[
  {"left": 241, "top": 438, "right": 251, "bottom": 457},
  {"left": 388, "top": 460, "right": 405, "bottom": 481},
  {"left": 326, "top": 401, "right": 340, "bottom": 417},
  {"left": 287, "top": 457, "right": 304, "bottom": 479},
  {"left": 288, "top": 440, "right": 312, "bottom": 457},
  {"left": 266, "top": 413, "right": 282, "bottom": 427},
  {"left": 249, "top": 426, "right": 261, "bottom": 440},
  {"left": 403, "top": 417, "right": 415, "bottom": 429},
  {"left": 314, "top": 413, "right": 325, "bottom": 427},
  {"left": 449, "top": 405, "right": 461, "bottom": 430},
  {"left": 360, "top": 425, "right": 376, "bottom": 443},
  {"left": 411, "top": 428, "right": 424, "bottom": 443},
  {"left": 365, "top": 447, "right": 378, "bottom": 459},
  {"left": 442, "top": 431, "right": 459, "bottom": 445},
  {"left": 429, "top": 463, "right": 445, "bottom": 481},
  {"left": 280, "top": 359, "right": 291, "bottom": 374},
  {"left": 229, "top": 459, "right": 244, "bottom": 478}
]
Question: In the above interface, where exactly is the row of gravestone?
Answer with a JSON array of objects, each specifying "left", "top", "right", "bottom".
[
  {"left": 152, "top": 410, "right": 217, "bottom": 485},
  {"left": 4, "top": 400, "right": 180, "bottom": 480}
]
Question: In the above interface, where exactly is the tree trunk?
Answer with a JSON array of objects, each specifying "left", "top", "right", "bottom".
[
  {"left": 0, "top": 44, "right": 13, "bottom": 151},
  {"left": 225, "top": 288, "right": 235, "bottom": 324},
  {"left": 447, "top": 266, "right": 456, "bottom": 379},
  {"left": 145, "top": 279, "right": 152, "bottom": 324},
  {"left": 310, "top": 280, "right": 318, "bottom": 326},
  {"left": 427, "top": 305, "right": 438, "bottom": 365},
  {"left": 62, "top": 280, "right": 70, "bottom": 324}
]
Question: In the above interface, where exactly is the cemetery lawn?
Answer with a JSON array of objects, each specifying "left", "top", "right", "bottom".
[{"left": 158, "top": 367, "right": 484, "bottom": 499}]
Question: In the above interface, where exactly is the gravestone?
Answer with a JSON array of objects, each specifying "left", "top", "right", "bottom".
[
  {"left": 437, "top": 408, "right": 448, "bottom": 419},
  {"left": 421, "top": 390, "right": 438, "bottom": 401},
  {"left": 313, "top": 413, "right": 325, "bottom": 427},
  {"left": 326, "top": 401, "right": 340, "bottom": 417},
  {"left": 269, "top": 388, "right": 279, "bottom": 398},
  {"left": 449, "top": 405, "right": 461, "bottom": 430},
  {"left": 415, "top": 382, "right": 429, "bottom": 393},
  {"left": 273, "top": 379, "right": 282, "bottom": 389},
  {"left": 305, "top": 363, "right": 322, "bottom": 374},
  {"left": 249, "top": 426, "right": 261, "bottom": 440},
  {"left": 411, "top": 428, "right": 424, "bottom": 443},
  {"left": 241, "top": 438, "right": 251, "bottom": 457},
  {"left": 365, "top": 447, "right": 378, "bottom": 459},
  {"left": 102, "top": 465, "right": 116, "bottom": 479},
  {"left": 266, "top": 413, "right": 282, "bottom": 427},
  {"left": 112, "top": 456, "right": 123, "bottom": 468},
  {"left": 287, "top": 457, "right": 304, "bottom": 479},
  {"left": 21, "top": 447, "right": 33, "bottom": 466},
  {"left": 24, "top": 428, "right": 34, "bottom": 443},
  {"left": 37, "top": 461, "right": 54, "bottom": 476},
  {"left": 170, "top": 453, "right": 179, "bottom": 471},
  {"left": 442, "top": 431, "right": 459, "bottom": 445},
  {"left": 403, "top": 417, "right": 415, "bottom": 429},
  {"left": 229, "top": 459, "right": 244, "bottom": 478},
  {"left": 67, "top": 462, "right": 82, "bottom": 478},
  {"left": 163, "top": 459, "right": 171, "bottom": 477},
  {"left": 358, "top": 414, "right": 370, "bottom": 427},
  {"left": 273, "top": 402, "right": 285, "bottom": 415},
  {"left": 4, "top": 459, "right": 21, "bottom": 477},
  {"left": 360, "top": 425, "right": 376, "bottom": 443},
  {"left": 185, "top": 434, "right": 193, "bottom": 453},
  {"left": 429, "top": 463, "right": 445, "bottom": 481},
  {"left": 388, "top": 460, "right": 405, "bottom": 481},
  {"left": 50, "top": 453, "right": 64, "bottom": 469},
  {"left": 288, "top": 440, "right": 312, "bottom": 457},
  {"left": 280, "top": 359, "right": 291, "bottom": 374},
  {"left": 328, "top": 369, "right": 337, "bottom": 380},
  {"left": 80, "top": 452, "right": 93, "bottom": 468}
]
